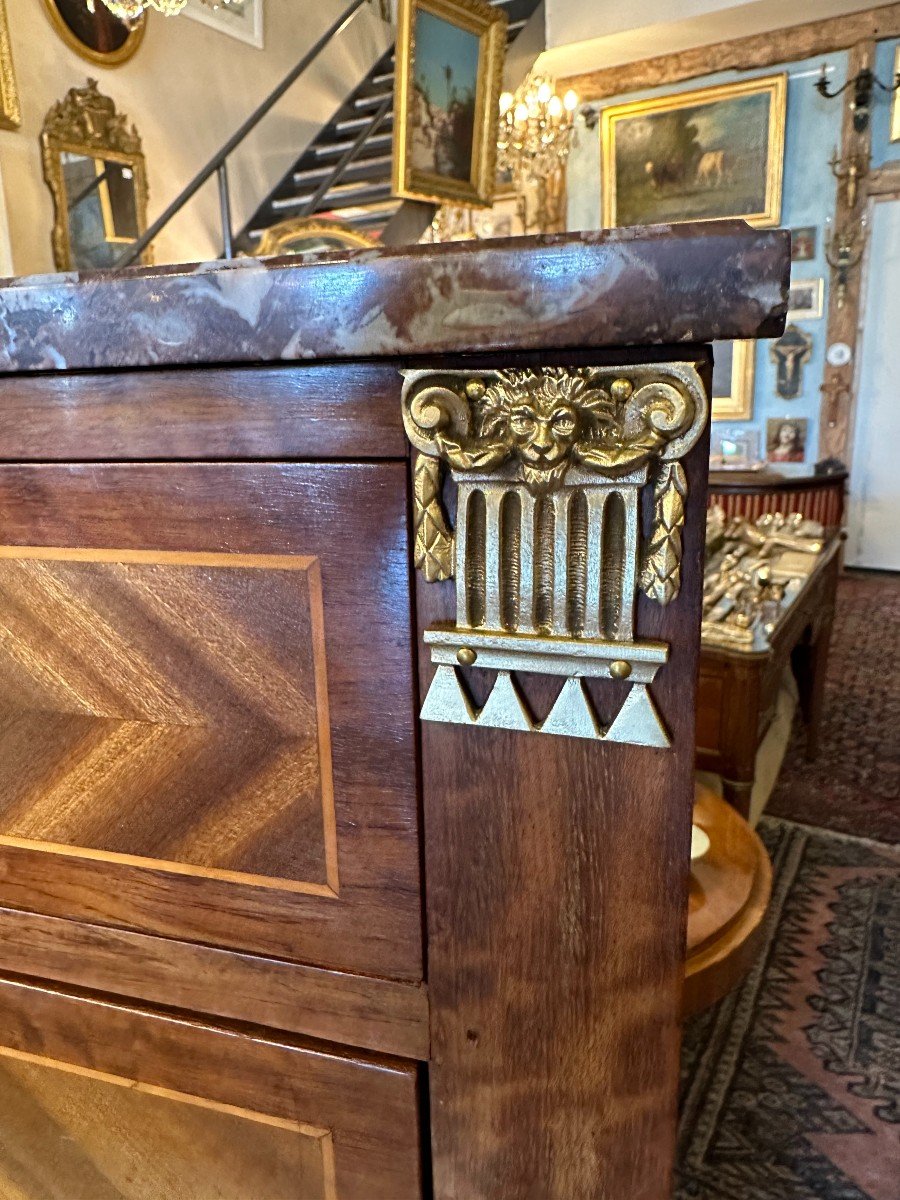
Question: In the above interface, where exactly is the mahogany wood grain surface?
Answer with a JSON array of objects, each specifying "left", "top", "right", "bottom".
[
  {"left": 0, "top": 462, "right": 422, "bottom": 980},
  {"left": 417, "top": 373, "right": 712, "bottom": 1199},
  {"left": 0, "top": 907, "right": 429, "bottom": 1060},
  {"left": 0, "top": 364, "right": 406, "bottom": 462},
  {"left": 0, "top": 975, "right": 423, "bottom": 1200}
]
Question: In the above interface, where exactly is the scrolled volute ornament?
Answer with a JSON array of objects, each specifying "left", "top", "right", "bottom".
[{"left": 400, "top": 363, "right": 708, "bottom": 747}]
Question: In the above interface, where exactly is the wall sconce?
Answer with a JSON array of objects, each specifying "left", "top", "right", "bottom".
[
  {"left": 828, "top": 148, "right": 868, "bottom": 209},
  {"left": 824, "top": 218, "right": 866, "bottom": 309},
  {"left": 815, "top": 64, "right": 900, "bottom": 133}
]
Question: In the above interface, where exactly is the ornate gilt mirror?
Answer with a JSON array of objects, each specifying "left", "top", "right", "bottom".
[
  {"left": 41, "top": 79, "right": 151, "bottom": 272},
  {"left": 255, "top": 217, "right": 376, "bottom": 258}
]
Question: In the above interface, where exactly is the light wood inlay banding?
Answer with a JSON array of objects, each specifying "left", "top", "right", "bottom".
[{"left": 0, "top": 545, "right": 338, "bottom": 896}]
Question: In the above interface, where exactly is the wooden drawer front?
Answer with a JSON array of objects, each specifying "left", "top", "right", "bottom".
[
  {"left": 0, "top": 463, "right": 421, "bottom": 980},
  {"left": 0, "top": 976, "right": 422, "bottom": 1200}
]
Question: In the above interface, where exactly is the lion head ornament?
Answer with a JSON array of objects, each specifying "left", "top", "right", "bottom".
[{"left": 401, "top": 366, "right": 705, "bottom": 494}]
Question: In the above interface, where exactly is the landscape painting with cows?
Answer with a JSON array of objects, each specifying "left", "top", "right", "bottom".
[{"left": 601, "top": 75, "right": 786, "bottom": 229}]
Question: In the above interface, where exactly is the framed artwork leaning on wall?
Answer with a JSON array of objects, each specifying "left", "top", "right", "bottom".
[
  {"left": 601, "top": 74, "right": 787, "bottom": 228},
  {"left": 393, "top": 0, "right": 507, "bottom": 206}
]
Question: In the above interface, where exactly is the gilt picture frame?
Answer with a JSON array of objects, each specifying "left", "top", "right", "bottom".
[
  {"left": 41, "top": 0, "right": 145, "bottom": 67},
  {"left": 601, "top": 74, "right": 786, "bottom": 229},
  {"left": 711, "top": 340, "right": 755, "bottom": 422},
  {"left": 393, "top": 0, "right": 507, "bottom": 207},
  {"left": 0, "top": 0, "right": 19, "bottom": 130}
]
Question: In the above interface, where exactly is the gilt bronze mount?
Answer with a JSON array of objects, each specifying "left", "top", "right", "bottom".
[{"left": 402, "top": 364, "right": 708, "bottom": 746}]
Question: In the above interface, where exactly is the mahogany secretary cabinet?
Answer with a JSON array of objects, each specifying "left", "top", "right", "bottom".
[{"left": 0, "top": 226, "right": 787, "bottom": 1200}]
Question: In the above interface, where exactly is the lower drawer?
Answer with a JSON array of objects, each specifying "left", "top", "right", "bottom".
[{"left": 0, "top": 976, "right": 423, "bottom": 1200}]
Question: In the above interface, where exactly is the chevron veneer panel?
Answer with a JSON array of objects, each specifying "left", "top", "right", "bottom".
[{"left": 0, "top": 546, "right": 336, "bottom": 894}]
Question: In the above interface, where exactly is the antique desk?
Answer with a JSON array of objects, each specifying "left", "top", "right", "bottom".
[
  {"left": 0, "top": 225, "right": 787, "bottom": 1200},
  {"left": 696, "top": 531, "right": 841, "bottom": 816}
]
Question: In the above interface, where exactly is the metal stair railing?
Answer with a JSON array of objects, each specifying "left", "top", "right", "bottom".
[{"left": 114, "top": 0, "right": 375, "bottom": 268}]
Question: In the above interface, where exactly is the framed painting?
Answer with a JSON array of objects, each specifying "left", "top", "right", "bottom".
[
  {"left": 41, "top": 0, "right": 145, "bottom": 67},
  {"left": 184, "top": 0, "right": 264, "bottom": 49},
  {"left": 788, "top": 277, "right": 823, "bottom": 320},
  {"left": 711, "top": 340, "right": 755, "bottom": 422},
  {"left": 255, "top": 217, "right": 376, "bottom": 257},
  {"left": 892, "top": 47, "right": 900, "bottom": 143},
  {"left": 767, "top": 418, "right": 808, "bottom": 464},
  {"left": 790, "top": 226, "right": 816, "bottom": 261},
  {"left": 601, "top": 74, "right": 786, "bottom": 228},
  {"left": 393, "top": 0, "right": 507, "bottom": 206}
]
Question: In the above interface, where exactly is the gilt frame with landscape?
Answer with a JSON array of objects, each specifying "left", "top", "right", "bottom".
[
  {"left": 600, "top": 74, "right": 786, "bottom": 229},
  {"left": 392, "top": 0, "right": 507, "bottom": 207}
]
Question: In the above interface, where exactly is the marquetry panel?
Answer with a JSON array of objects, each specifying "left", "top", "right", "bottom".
[
  {"left": 0, "top": 976, "right": 422, "bottom": 1200},
  {"left": 0, "top": 1048, "right": 333, "bottom": 1200},
  {"left": 0, "top": 463, "right": 421, "bottom": 981},
  {"left": 0, "top": 546, "right": 336, "bottom": 894}
]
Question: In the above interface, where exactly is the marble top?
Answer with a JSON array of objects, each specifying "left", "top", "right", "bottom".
[{"left": 0, "top": 223, "right": 789, "bottom": 374}]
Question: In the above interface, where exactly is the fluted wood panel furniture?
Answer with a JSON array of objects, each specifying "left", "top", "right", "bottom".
[{"left": 0, "top": 226, "right": 788, "bottom": 1200}]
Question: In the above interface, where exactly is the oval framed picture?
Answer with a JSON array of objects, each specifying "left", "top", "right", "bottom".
[{"left": 42, "top": 0, "right": 146, "bottom": 67}]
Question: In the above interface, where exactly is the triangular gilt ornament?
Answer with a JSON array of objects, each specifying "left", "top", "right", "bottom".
[
  {"left": 605, "top": 683, "right": 670, "bottom": 748},
  {"left": 541, "top": 677, "right": 602, "bottom": 740},
  {"left": 421, "top": 665, "right": 476, "bottom": 726},
  {"left": 476, "top": 671, "right": 533, "bottom": 732}
]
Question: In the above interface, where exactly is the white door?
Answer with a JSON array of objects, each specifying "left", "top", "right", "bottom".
[{"left": 848, "top": 196, "right": 900, "bottom": 570}]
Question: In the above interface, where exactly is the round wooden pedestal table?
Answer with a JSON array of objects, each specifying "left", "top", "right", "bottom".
[{"left": 683, "top": 783, "right": 773, "bottom": 1017}]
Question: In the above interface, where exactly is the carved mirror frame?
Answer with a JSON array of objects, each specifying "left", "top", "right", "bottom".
[{"left": 40, "top": 79, "right": 151, "bottom": 273}]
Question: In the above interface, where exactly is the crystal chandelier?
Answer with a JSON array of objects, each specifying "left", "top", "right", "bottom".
[
  {"left": 88, "top": 0, "right": 238, "bottom": 18},
  {"left": 497, "top": 73, "right": 579, "bottom": 185}
]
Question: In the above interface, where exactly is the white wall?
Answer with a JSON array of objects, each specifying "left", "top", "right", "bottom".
[
  {"left": 0, "top": 0, "right": 390, "bottom": 274},
  {"left": 542, "top": 0, "right": 882, "bottom": 77}
]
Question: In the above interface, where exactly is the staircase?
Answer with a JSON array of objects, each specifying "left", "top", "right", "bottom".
[{"left": 234, "top": 0, "right": 544, "bottom": 252}]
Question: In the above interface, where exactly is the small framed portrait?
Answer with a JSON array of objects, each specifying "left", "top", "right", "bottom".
[
  {"left": 766, "top": 418, "right": 808, "bottom": 464},
  {"left": 790, "top": 226, "right": 817, "bottom": 261},
  {"left": 184, "top": 0, "right": 264, "bottom": 49},
  {"left": 711, "top": 340, "right": 755, "bottom": 422},
  {"left": 787, "top": 278, "right": 824, "bottom": 320},
  {"left": 600, "top": 73, "right": 786, "bottom": 228},
  {"left": 393, "top": 0, "right": 508, "bottom": 207},
  {"left": 41, "top": 0, "right": 145, "bottom": 67}
]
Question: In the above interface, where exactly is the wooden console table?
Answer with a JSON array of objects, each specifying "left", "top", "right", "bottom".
[
  {"left": 696, "top": 535, "right": 841, "bottom": 816},
  {"left": 709, "top": 467, "right": 847, "bottom": 527},
  {"left": 0, "top": 225, "right": 787, "bottom": 1199}
]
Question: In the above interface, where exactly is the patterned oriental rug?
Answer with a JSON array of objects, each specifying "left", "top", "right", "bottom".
[
  {"left": 766, "top": 570, "right": 900, "bottom": 844},
  {"left": 677, "top": 818, "right": 899, "bottom": 1200}
]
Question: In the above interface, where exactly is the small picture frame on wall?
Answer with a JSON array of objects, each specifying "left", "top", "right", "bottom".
[
  {"left": 767, "top": 418, "right": 808, "bottom": 464},
  {"left": 787, "top": 278, "right": 824, "bottom": 320},
  {"left": 184, "top": 0, "right": 264, "bottom": 49},
  {"left": 790, "top": 226, "right": 816, "bottom": 261},
  {"left": 892, "top": 47, "right": 900, "bottom": 143},
  {"left": 711, "top": 340, "right": 755, "bottom": 421}
]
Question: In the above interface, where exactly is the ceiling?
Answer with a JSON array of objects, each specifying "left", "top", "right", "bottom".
[{"left": 539, "top": 0, "right": 883, "bottom": 79}]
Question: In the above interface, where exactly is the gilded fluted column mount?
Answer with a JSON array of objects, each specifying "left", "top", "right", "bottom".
[{"left": 402, "top": 364, "right": 708, "bottom": 746}]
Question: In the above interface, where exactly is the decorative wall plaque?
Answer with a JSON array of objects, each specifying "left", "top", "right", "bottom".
[
  {"left": 770, "top": 324, "right": 812, "bottom": 399},
  {"left": 401, "top": 364, "right": 708, "bottom": 746}
]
